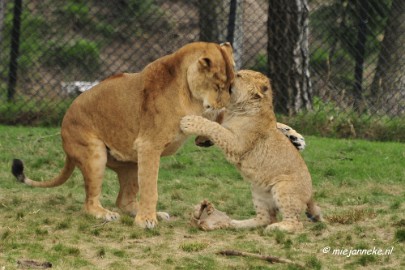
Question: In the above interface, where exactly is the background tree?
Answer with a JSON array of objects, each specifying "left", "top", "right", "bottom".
[
  {"left": 199, "top": 0, "right": 220, "bottom": 42},
  {"left": 199, "top": 0, "right": 244, "bottom": 69},
  {"left": 267, "top": 0, "right": 312, "bottom": 115},
  {"left": 353, "top": 0, "right": 369, "bottom": 111},
  {"left": 371, "top": 0, "right": 405, "bottom": 114},
  {"left": 0, "top": 0, "right": 4, "bottom": 45}
]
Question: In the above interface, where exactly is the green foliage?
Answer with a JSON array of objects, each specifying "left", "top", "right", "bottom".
[
  {"left": 180, "top": 242, "right": 209, "bottom": 252},
  {"left": 310, "top": 48, "right": 329, "bottom": 72},
  {"left": 61, "top": 1, "right": 91, "bottom": 27},
  {"left": 1, "top": 3, "right": 49, "bottom": 72},
  {"left": 0, "top": 98, "right": 73, "bottom": 126},
  {"left": 45, "top": 39, "right": 100, "bottom": 73},
  {"left": 305, "top": 256, "right": 322, "bottom": 270},
  {"left": 250, "top": 53, "right": 267, "bottom": 74},
  {"left": 395, "top": 229, "right": 405, "bottom": 242},
  {"left": 310, "top": 0, "right": 391, "bottom": 58},
  {"left": 52, "top": 243, "right": 81, "bottom": 256},
  {"left": 120, "top": 215, "right": 134, "bottom": 226},
  {"left": 278, "top": 97, "right": 405, "bottom": 142}
]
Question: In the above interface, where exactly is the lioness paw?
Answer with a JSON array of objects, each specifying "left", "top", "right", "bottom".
[
  {"left": 135, "top": 213, "right": 158, "bottom": 229},
  {"left": 180, "top": 115, "right": 204, "bottom": 135},
  {"left": 104, "top": 211, "right": 121, "bottom": 221}
]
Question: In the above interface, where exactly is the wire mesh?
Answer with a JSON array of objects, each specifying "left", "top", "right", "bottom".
[{"left": 0, "top": 0, "right": 403, "bottom": 128}]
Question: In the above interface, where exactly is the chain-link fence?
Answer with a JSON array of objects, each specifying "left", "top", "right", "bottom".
[{"left": 0, "top": 0, "right": 404, "bottom": 138}]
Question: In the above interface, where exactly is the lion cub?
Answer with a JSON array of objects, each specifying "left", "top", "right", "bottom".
[{"left": 181, "top": 70, "right": 321, "bottom": 232}]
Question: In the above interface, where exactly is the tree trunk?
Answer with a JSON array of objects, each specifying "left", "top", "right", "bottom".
[
  {"left": 199, "top": 0, "right": 220, "bottom": 42},
  {"left": 267, "top": 0, "right": 312, "bottom": 115},
  {"left": 370, "top": 0, "right": 405, "bottom": 115},
  {"left": 227, "top": 0, "right": 243, "bottom": 70},
  {"left": 0, "top": 0, "right": 5, "bottom": 45},
  {"left": 7, "top": 0, "right": 23, "bottom": 101},
  {"left": 353, "top": 0, "right": 369, "bottom": 112}
]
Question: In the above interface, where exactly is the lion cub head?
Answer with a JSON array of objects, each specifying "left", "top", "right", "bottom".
[
  {"left": 228, "top": 70, "right": 273, "bottom": 113},
  {"left": 187, "top": 43, "right": 235, "bottom": 110}
]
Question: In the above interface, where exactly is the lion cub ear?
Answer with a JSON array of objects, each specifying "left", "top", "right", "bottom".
[
  {"left": 254, "top": 92, "right": 264, "bottom": 99},
  {"left": 254, "top": 85, "right": 269, "bottom": 99},
  {"left": 198, "top": 57, "right": 212, "bottom": 70}
]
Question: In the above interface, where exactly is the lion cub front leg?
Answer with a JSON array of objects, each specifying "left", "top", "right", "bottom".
[{"left": 181, "top": 116, "right": 242, "bottom": 160}]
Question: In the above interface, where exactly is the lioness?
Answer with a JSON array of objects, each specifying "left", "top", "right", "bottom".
[
  {"left": 12, "top": 42, "right": 235, "bottom": 229},
  {"left": 181, "top": 70, "right": 322, "bottom": 232}
]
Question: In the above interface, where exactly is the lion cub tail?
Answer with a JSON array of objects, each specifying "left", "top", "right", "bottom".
[
  {"left": 12, "top": 157, "right": 75, "bottom": 188},
  {"left": 305, "top": 198, "right": 323, "bottom": 222}
]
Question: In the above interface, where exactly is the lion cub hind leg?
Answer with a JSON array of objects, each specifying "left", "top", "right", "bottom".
[
  {"left": 78, "top": 140, "right": 120, "bottom": 221},
  {"left": 265, "top": 182, "right": 306, "bottom": 233},
  {"left": 230, "top": 185, "right": 274, "bottom": 229}
]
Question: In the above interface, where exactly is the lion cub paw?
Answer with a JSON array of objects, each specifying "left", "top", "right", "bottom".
[
  {"left": 180, "top": 115, "right": 204, "bottom": 135},
  {"left": 157, "top": 211, "right": 170, "bottom": 221},
  {"left": 135, "top": 213, "right": 158, "bottom": 229},
  {"left": 265, "top": 221, "right": 303, "bottom": 233},
  {"left": 276, "top": 123, "right": 306, "bottom": 151}
]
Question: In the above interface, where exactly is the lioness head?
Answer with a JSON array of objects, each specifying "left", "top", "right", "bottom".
[
  {"left": 187, "top": 43, "right": 235, "bottom": 110},
  {"left": 229, "top": 70, "right": 273, "bottom": 111}
]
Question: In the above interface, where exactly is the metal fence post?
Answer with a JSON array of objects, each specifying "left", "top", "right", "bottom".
[{"left": 7, "top": 0, "right": 23, "bottom": 102}]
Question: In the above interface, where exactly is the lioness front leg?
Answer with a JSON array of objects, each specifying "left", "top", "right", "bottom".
[
  {"left": 134, "top": 141, "right": 162, "bottom": 229},
  {"left": 181, "top": 116, "right": 243, "bottom": 161}
]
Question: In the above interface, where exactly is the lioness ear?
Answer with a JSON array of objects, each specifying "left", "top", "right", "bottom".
[
  {"left": 198, "top": 57, "right": 212, "bottom": 70},
  {"left": 220, "top": 42, "right": 235, "bottom": 68}
]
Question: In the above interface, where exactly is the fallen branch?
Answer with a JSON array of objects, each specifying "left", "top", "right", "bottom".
[
  {"left": 33, "top": 132, "right": 61, "bottom": 144},
  {"left": 17, "top": 260, "right": 52, "bottom": 269},
  {"left": 218, "top": 250, "right": 305, "bottom": 268}
]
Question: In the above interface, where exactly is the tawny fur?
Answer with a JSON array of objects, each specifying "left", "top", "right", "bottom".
[
  {"left": 181, "top": 70, "right": 322, "bottom": 232},
  {"left": 196, "top": 110, "right": 307, "bottom": 151},
  {"left": 190, "top": 200, "right": 231, "bottom": 231},
  {"left": 12, "top": 42, "right": 235, "bottom": 229}
]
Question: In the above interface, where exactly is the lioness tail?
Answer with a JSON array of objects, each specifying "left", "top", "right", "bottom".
[
  {"left": 305, "top": 198, "right": 323, "bottom": 222},
  {"left": 12, "top": 157, "right": 75, "bottom": 187}
]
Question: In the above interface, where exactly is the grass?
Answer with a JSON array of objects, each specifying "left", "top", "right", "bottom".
[{"left": 0, "top": 125, "right": 404, "bottom": 269}]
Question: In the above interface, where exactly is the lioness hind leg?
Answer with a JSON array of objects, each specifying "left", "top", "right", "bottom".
[
  {"left": 112, "top": 164, "right": 140, "bottom": 217},
  {"left": 112, "top": 164, "right": 170, "bottom": 221},
  {"left": 78, "top": 140, "right": 120, "bottom": 221}
]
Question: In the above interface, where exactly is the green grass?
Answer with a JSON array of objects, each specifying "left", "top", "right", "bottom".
[{"left": 0, "top": 125, "right": 404, "bottom": 269}]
